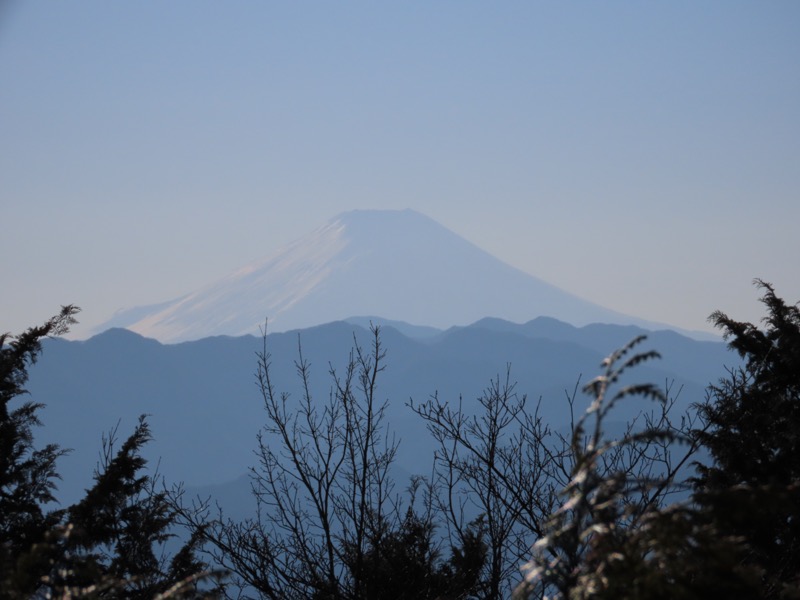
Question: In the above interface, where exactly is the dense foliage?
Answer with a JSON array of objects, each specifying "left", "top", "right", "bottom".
[
  {"left": 694, "top": 280, "right": 800, "bottom": 598},
  {"left": 515, "top": 281, "right": 800, "bottom": 600},
  {"left": 0, "top": 307, "right": 213, "bottom": 598}
]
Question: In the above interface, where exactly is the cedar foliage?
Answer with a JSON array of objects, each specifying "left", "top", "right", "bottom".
[
  {"left": 1, "top": 306, "right": 78, "bottom": 596},
  {"left": 694, "top": 279, "right": 800, "bottom": 598},
  {"left": 0, "top": 307, "right": 214, "bottom": 598}
]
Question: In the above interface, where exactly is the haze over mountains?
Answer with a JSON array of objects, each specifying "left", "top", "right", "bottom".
[
  {"left": 20, "top": 207, "right": 742, "bottom": 521},
  {"left": 99, "top": 209, "right": 690, "bottom": 343},
  {"left": 30, "top": 317, "right": 734, "bottom": 507},
  {"left": 27, "top": 207, "right": 739, "bottom": 512}
]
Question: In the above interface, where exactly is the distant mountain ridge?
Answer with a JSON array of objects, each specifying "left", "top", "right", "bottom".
[
  {"left": 29, "top": 316, "right": 736, "bottom": 505},
  {"left": 98, "top": 209, "right": 687, "bottom": 343}
]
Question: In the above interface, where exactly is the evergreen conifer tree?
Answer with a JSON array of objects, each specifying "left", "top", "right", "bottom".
[
  {"left": 1, "top": 307, "right": 216, "bottom": 598},
  {"left": 694, "top": 280, "right": 800, "bottom": 597},
  {"left": 1, "top": 306, "right": 78, "bottom": 596},
  {"left": 62, "top": 416, "right": 213, "bottom": 598}
]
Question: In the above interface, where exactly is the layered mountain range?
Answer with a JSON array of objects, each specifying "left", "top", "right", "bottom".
[
  {"left": 32, "top": 208, "right": 733, "bottom": 513},
  {"left": 99, "top": 209, "right": 677, "bottom": 343},
  {"left": 31, "top": 317, "right": 734, "bottom": 506}
]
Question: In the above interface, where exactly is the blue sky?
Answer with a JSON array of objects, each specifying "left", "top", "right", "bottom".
[{"left": 2, "top": 1, "right": 798, "bottom": 338}]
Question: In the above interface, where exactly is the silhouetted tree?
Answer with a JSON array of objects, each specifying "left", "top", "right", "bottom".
[
  {"left": 1, "top": 308, "right": 216, "bottom": 598},
  {"left": 411, "top": 372, "right": 560, "bottom": 598},
  {"left": 513, "top": 336, "right": 756, "bottom": 600},
  {"left": 182, "top": 325, "right": 485, "bottom": 599},
  {"left": 1, "top": 306, "right": 78, "bottom": 595},
  {"left": 62, "top": 416, "right": 215, "bottom": 598},
  {"left": 514, "top": 283, "right": 800, "bottom": 599},
  {"left": 413, "top": 343, "right": 695, "bottom": 598},
  {"left": 351, "top": 498, "right": 485, "bottom": 600},
  {"left": 694, "top": 279, "right": 800, "bottom": 597}
]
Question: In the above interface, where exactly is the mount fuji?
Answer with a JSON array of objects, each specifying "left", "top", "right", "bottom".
[{"left": 100, "top": 209, "right": 667, "bottom": 343}]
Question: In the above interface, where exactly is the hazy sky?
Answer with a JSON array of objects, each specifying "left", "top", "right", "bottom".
[{"left": 2, "top": 2, "right": 798, "bottom": 338}]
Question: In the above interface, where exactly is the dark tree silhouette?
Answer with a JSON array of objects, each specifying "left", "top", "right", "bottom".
[
  {"left": 413, "top": 345, "right": 695, "bottom": 599},
  {"left": 514, "top": 336, "right": 757, "bottom": 600},
  {"left": 514, "top": 283, "right": 800, "bottom": 599},
  {"left": 411, "top": 372, "right": 561, "bottom": 598},
  {"left": 1, "top": 308, "right": 216, "bottom": 598},
  {"left": 348, "top": 497, "right": 485, "bottom": 600},
  {"left": 62, "top": 416, "right": 215, "bottom": 598},
  {"left": 694, "top": 279, "right": 800, "bottom": 597},
  {"left": 1, "top": 306, "right": 78, "bottom": 595},
  {"left": 181, "top": 325, "right": 485, "bottom": 600}
]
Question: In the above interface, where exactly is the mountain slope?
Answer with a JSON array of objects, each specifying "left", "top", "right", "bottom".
[{"left": 106, "top": 209, "right": 662, "bottom": 343}]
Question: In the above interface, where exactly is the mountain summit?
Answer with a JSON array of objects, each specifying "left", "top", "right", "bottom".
[{"left": 103, "top": 209, "right": 645, "bottom": 343}]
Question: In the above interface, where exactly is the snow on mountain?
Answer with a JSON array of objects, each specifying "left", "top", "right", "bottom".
[{"left": 105, "top": 209, "right": 661, "bottom": 343}]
